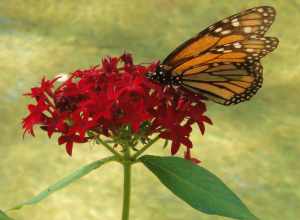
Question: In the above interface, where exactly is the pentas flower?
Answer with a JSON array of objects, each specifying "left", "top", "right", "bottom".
[{"left": 22, "top": 54, "right": 212, "bottom": 162}]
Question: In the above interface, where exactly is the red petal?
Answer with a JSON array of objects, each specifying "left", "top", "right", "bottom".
[
  {"left": 66, "top": 142, "right": 73, "bottom": 156},
  {"left": 171, "top": 141, "right": 180, "bottom": 155}
]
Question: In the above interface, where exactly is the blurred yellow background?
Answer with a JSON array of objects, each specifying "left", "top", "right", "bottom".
[{"left": 0, "top": 0, "right": 299, "bottom": 219}]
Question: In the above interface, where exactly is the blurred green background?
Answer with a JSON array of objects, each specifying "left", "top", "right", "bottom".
[{"left": 0, "top": 0, "right": 299, "bottom": 219}]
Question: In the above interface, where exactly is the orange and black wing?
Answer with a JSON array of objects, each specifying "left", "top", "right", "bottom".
[{"left": 162, "top": 6, "right": 278, "bottom": 105}]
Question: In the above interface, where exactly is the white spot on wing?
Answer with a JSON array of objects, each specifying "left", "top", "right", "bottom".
[
  {"left": 215, "top": 27, "right": 222, "bottom": 32},
  {"left": 232, "top": 21, "right": 240, "bottom": 27},
  {"left": 233, "top": 42, "right": 242, "bottom": 48},
  {"left": 221, "top": 30, "right": 231, "bottom": 35},
  {"left": 257, "top": 8, "right": 264, "bottom": 13},
  {"left": 244, "top": 27, "right": 252, "bottom": 33}
]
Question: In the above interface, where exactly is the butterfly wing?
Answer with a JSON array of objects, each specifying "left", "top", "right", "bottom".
[
  {"left": 162, "top": 6, "right": 278, "bottom": 105},
  {"left": 181, "top": 61, "right": 263, "bottom": 105}
]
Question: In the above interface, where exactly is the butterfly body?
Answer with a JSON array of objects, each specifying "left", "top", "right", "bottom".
[{"left": 147, "top": 6, "right": 279, "bottom": 105}]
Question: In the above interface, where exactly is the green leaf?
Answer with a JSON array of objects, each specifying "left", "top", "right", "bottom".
[
  {"left": 9, "top": 156, "right": 117, "bottom": 211},
  {"left": 140, "top": 155, "right": 258, "bottom": 220},
  {"left": 0, "top": 210, "right": 15, "bottom": 220}
]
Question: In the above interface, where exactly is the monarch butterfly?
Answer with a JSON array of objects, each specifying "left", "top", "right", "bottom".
[{"left": 146, "top": 6, "right": 279, "bottom": 105}]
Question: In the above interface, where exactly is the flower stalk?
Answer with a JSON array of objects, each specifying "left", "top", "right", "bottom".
[
  {"left": 19, "top": 53, "right": 217, "bottom": 220},
  {"left": 122, "top": 146, "right": 131, "bottom": 220},
  {"left": 22, "top": 53, "right": 212, "bottom": 219},
  {"left": 131, "top": 134, "right": 160, "bottom": 160},
  {"left": 96, "top": 136, "right": 123, "bottom": 161}
]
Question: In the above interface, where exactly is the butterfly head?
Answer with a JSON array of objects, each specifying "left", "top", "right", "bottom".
[{"left": 146, "top": 65, "right": 182, "bottom": 85}]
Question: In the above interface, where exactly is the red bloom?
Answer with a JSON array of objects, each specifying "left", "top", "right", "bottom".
[{"left": 22, "top": 54, "right": 212, "bottom": 161}]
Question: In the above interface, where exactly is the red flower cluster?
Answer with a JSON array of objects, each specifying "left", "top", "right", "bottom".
[{"left": 22, "top": 54, "right": 212, "bottom": 161}]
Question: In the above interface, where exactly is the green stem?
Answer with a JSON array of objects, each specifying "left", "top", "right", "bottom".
[
  {"left": 131, "top": 134, "right": 160, "bottom": 160},
  {"left": 97, "top": 137, "right": 123, "bottom": 160},
  {"left": 122, "top": 147, "right": 131, "bottom": 220}
]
